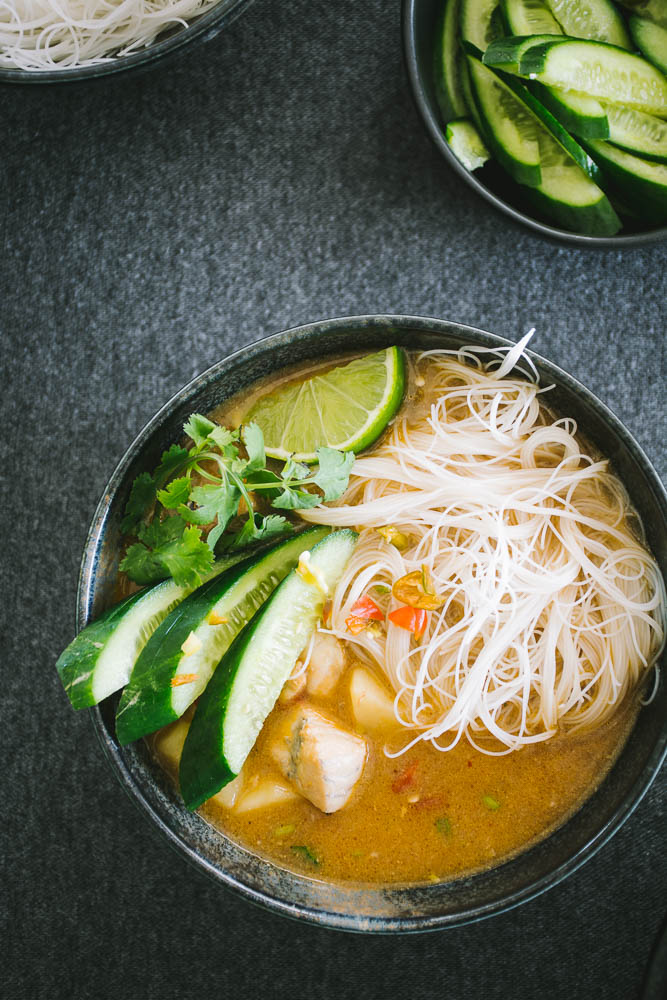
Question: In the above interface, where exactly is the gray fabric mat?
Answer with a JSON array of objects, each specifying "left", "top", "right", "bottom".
[{"left": 1, "top": 1, "right": 665, "bottom": 997}]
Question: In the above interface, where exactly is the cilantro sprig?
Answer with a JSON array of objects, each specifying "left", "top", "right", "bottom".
[{"left": 120, "top": 415, "right": 354, "bottom": 588}]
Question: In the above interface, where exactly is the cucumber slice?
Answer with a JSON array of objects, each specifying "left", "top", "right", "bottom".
[
  {"left": 466, "top": 55, "right": 542, "bottom": 186},
  {"left": 501, "top": 0, "right": 562, "bottom": 36},
  {"left": 461, "top": 56, "right": 483, "bottom": 130},
  {"left": 531, "top": 84, "right": 610, "bottom": 139},
  {"left": 179, "top": 529, "right": 359, "bottom": 811},
  {"left": 545, "top": 0, "right": 632, "bottom": 49},
  {"left": 483, "top": 33, "right": 568, "bottom": 74},
  {"left": 519, "top": 40, "right": 667, "bottom": 118},
  {"left": 434, "top": 0, "right": 467, "bottom": 123},
  {"left": 605, "top": 104, "right": 667, "bottom": 162},
  {"left": 56, "top": 555, "right": 244, "bottom": 710},
  {"left": 615, "top": 1, "right": 667, "bottom": 32},
  {"left": 526, "top": 132, "right": 622, "bottom": 234},
  {"left": 630, "top": 16, "right": 667, "bottom": 75},
  {"left": 581, "top": 138, "right": 667, "bottom": 222},
  {"left": 495, "top": 64, "right": 604, "bottom": 180},
  {"left": 461, "top": 0, "right": 504, "bottom": 52},
  {"left": 446, "top": 118, "right": 491, "bottom": 169},
  {"left": 115, "top": 527, "right": 330, "bottom": 744}
]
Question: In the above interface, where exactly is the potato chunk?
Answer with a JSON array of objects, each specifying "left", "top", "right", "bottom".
[
  {"left": 273, "top": 705, "right": 367, "bottom": 813},
  {"left": 349, "top": 667, "right": 397, "bottom": 732},
  {"left": 234, "top": 777, "right": 300, "bottom": 814},
  {"left": 306, "top": 632, "right": 346, "bottom": 698},
  {"left": 210, "top": 773, "right": 244, "bottom": 809}
]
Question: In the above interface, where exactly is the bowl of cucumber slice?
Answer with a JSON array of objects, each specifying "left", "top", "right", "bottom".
[{"left": 403, "top": 0, "right": 667, "bottom": 245}]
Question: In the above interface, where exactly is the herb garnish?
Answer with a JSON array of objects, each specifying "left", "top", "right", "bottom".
[
  {"left": 290, "top": 845, "right": 320, "bottom": 867},
  {"left": 434, "top": 816, "right": 452, "bottom": 837},
  {"left": 120, "top": 414, "right": 354, "bottom": 588}
]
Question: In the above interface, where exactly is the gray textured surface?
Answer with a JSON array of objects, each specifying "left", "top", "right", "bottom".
[{"left": 1, "top": 0, "right": 666, "bottom": 997}]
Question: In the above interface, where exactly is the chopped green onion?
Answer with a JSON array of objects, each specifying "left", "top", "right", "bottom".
[
  {"left": 273, "top": 824, "right": 296, "bottom": 838},
  {"left": 372, "top": 584, "right": 391, "bottom": 595},
  {"left": 434, "top": 816, "right": 452, "bottom": 836},
  {"left": 291, "top": 845, "right": 320, "bottom": 866},
  {"left": 482, "top": 794, "right": 500, "bottom": 811}
]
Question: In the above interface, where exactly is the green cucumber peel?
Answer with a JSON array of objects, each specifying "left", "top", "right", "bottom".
[
  {"left": 465, "top": 52, "right": 542, "bottom": 187},
  {"left": 629, "top": 16, "right": 667, "bottom": 75},
  {"left": 581, "top": 139, "right": 667, "bottom": 221},
  {"left": 115, "top": 526, "right": 330, "bottom": 745},
  {"left": 56, "top": 555, "right": 244, "bottom": 710},
  {"left": 434, "top": 0, "right": 467, "bottom": 123},
  {"left": 482, "top": 33, "right": 569, "bottom": 74},
  {"left": 530, "top": 84, "right": 610, "bottom": 139}
]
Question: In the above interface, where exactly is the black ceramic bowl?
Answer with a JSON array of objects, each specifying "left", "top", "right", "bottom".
[
  {"left": 0, "top": 0, "right": 251, "bottom": 85},
  {"left": 402, "top": 0, "right": 667, "bottom": 248},
  {"left": 80, "top": 315, "right": 666, "bottom": 932}
]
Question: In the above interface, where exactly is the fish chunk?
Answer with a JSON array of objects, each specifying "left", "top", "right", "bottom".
[
  {"left": 306, "top": 632, "right": 346, "bottom": 698},
  {"left": 273, "top": 705, "right": 367, "bottom": 813}
]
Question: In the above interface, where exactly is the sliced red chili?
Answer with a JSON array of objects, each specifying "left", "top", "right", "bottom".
[
  {"left": 349, "top": 595, "right": 384, "bottom": 620},
  {"left": 345, "top": 594, "right": 385, "bottom": 635},
  {"left": 392, "top": 761, "right": 419, "bottom": 793},
  {"left": 388, "top": 605, "right": 428, "bottom": 641}
]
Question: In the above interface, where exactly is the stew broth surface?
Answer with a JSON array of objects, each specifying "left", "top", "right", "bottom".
[{"left": 153, "top": 663, "right": 637, "bottom": 885}]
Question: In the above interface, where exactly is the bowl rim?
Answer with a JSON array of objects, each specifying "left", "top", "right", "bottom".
[
  {"left": 401, "top": 0, "right": 667, "bottom": 248},
  {"left": 0, "top": 0, "right": 252, "bottom": 84},
  {"left": 79, "top": 313, "right": 667, "bottom": 932}
]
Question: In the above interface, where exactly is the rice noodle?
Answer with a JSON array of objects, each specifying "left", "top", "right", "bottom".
[
  {"left": 303, "top": 336, "right": 666, "bottom": 755},
  {"left": 0, "top": 0, "right": 221, "bottom": 69}
]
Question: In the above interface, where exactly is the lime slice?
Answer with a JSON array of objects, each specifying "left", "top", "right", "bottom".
[{"left": 245, "top": 347, "right": 406, "bottom": 462}]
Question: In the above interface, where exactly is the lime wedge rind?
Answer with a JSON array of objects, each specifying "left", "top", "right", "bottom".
[{"left": 246, "top": 347, "right": 406, "bottom": 463}]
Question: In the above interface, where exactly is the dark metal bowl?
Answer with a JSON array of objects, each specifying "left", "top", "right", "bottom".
[
  {"left": 79, "top": 315, "right": 667, "bottom": 932},
  {"left": 0, "top": 0, "right": 252, "bottom": 85},
  {"left": 402, "top": 0, "right": 667, "bottom": 248}
]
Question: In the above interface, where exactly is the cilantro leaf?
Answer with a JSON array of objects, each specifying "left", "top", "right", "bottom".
[
  {"left": 254, "top": 514, "right": 292, "bottom": 541},
  {"left": 272, "top": 486, "right": 321, "bottom": 510},
  {"left": 121, "top": 517, "right": 213, "bottom": 588},
  {"left": 158, "top": 524, "right": 215, "bottom": 587},
  {"left": 244, "top": 468, "right": 283, "bottom": 501},
  {"left": 242, "top": 423, "right": 265, "bottom": 472},
  {"left": 313, "top": 448, "right": 355, "bottom": 501},
  {"left": 183, "top": 414, "right": 217, "bottom": 446},
  {"left": 120, "top": 542, "right": 168, "bottom": 586},
  {"left": 232, "top": 513, "right": 291, "bottom": 548},
  {"left": 186, "top": 483, "right": 241, "bottom": 549},
  {"left": 207, "top": 425, "right": 235, "bottom": 450},
  {"left": 281, "top": 458, "right": 310, "bottom": 482},
  {"left": 154, "top": 444, "right": 190, "bottom": 485},
  {"left": 120, "top": 412, "right": 353, "bottom": 586},
  {"left": 121, "top": 472, "right": 156, "bottom": 534},
  {"left": 157, "top": 476, "right": 191, "bottom": 509}
]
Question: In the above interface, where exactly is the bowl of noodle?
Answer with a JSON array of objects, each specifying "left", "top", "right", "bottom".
[
  {"left": 81, "top": 315, "right": 666, "bottom": 931},
  {"left": 0, "top": 0, "right": 252, "bottom": 82}
]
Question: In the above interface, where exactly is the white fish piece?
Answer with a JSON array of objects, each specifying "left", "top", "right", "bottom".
[{"left": 273, "top": 705, "right": 367, "bottom": 813}]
